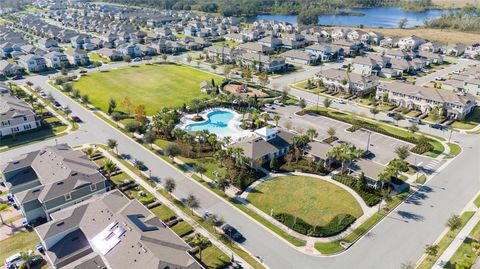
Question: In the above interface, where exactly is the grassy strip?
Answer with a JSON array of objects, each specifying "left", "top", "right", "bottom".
[
  {"left": 474, "top": 195, "right": 480, "bottom": 208},
  {"left": 200, "top": 245, "right": 231, "bottom": 269},
  {"left": 0, "top": 231, "right": 40, "bottom": 266},
  {"left": 445, "top": 143, "right": 462, "bottom": 159},
  {"left": 445, "top": 220, "right": 480, "bottom": 269},
  {"left": 303, "top": 107, "right": 445, "bottom": 157},
  {"left": 171, "top": 221, "right": 194, "bottom": 237},
  {"left": 417, "top": 211, "right": 475, "bottom": 269},
  {"left": 314, "top": 241, "right": 345, "bottom": 254},
  {"left": 416, "top": 174, "right": 427, "bottom": 184}
]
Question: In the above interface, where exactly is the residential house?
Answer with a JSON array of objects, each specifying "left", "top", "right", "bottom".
[
  {"left": 351, "top": 55, "right": 390, "bottom": 76},
  {"left": 348, "top": 158, "right": 385, "bottom": 188},
  {"left": 419, "top": 41, "right": 446, "bottom": 53},
  {"left": 446, "top": 43, "right": 466, "bottom": 56},
  {"left": 465, "top": 44, "right": 480, "bottom": 59},
  {"left": 65, "top": 49, "right": 90, "bottom": 66},
  {"left": 280, "top": 33, "right": 305, "bottom": 49},
  {"left": 418, "top": 51, "right": 444, "bottom": 65},
  {"left": 237, "top": 42, "right": 274, "bottom": 55},
  {"left": 224, "top": 33, "right": 246, "bottom": 43},
  {"left": 97, "top": 48, "right": 123, "bottom": 61},
  {"left": 384, "top": 49, "right": 412, "bottom": 60},
  {"left": 379, "top": 36, "right": 401, "bottom": 48},
  {"left": 18, "top": 54, "right": 47, "bottom": 72},
  {"left": 398, "top": 35, "right": 426, "bottom": 50},
  {"left": 0, "top": 60, "right": 23, "bottom": 77},
  {"left": 257, "top": 36, "right": 282, "bottom": 49},
  {"left": 331, "top": 28, "right": 351, "bottom": 41},
  {"left": 315, "top": 68, "right": 379, "bottom": 96},
  {"left": 38, "top": 38, "right": 59, "bottom": 49},
  {"left": 464, "top": 78, "right": 480, "bottom": 96},
  {"left": 376, "top": 82, "right": 476, "bottom": 119},
  {"left": 368, "top": 32, "right": 384, "bottom": 45},
  {"left": 204, "top": 45, "right": 236, "bottom": 63},
  {"left": 117, "top": 43, "right": 141, "bottom": 58},
  {"left": 70, "top": 35, "right": 91, "bottom": 49},
  {"left": 238, "top": 52, "right": 286, "bottom": 73},
  {"left": 0, "top": 144, "right": 111, "bottom": 222},
  {"left": 0, "top": 86, "right": 40, "bottom": 137},
  {"left": 280, "top": 50, "right": 316, "bottom": 65},
  {"left": 44, "top": 51, "right": 70, "bottom": 69},
  {"left": 35, "top": 189, "right": 202, "bottom": 269},
  {"left": 229, "top": 127, "right": 294, "bottom": 166},
  {"left": 305, "top": 44, "right": 332, "bottom": 62}
]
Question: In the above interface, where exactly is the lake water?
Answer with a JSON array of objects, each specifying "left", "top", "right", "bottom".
[{"left": 256, "top": 7, "right": 454, "bottom": 28}]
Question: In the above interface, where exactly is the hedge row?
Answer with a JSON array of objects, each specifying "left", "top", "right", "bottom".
[
  {"left": 332, "top": 174, "right": 382, "bottom": 206},
  {"left": 274, "top": 212, "right": 356, "bottom": 237}
]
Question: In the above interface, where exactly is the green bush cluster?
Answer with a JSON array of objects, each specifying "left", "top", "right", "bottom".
[
  {"left": 274, "top": 212, "right": 356, "bottom": 237},
  {"left": 410, "top": 140, "right": 434, "bottom": 154},
  {"left": 332, "top": 174, "right": 381, "bottom": 206}
]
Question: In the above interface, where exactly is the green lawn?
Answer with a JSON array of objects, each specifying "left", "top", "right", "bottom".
[
  {"left": 150, "top": 204, "right": 176, "bottom": 221},
  {"left": 171, "top": 221, "right": 193, "bottom": 237},
  {"left": 72, "top": 64, "right": 223, "bottom": 115},
  {"left": 314, "top": 241, "right": 345, "bottom": 254},
  {"left": 451, "top": 107, "right": 480, "bottom": 130},
  {"left": 0, "top": 231, "right": 40, "bottom": 266},
  {"left": 198, "top": 245, "right": 231, "bottom": 269},
  {"left": 445, "top": 143, "right": 462, "bottom": 159},
  {"left": 474, "top": 195, "right": 480, "bottom": 208},
  {"left": 247, "top": 176, "right": 363, "bottom": 226},
  {"left": 445, "top": 220, "right": 480, "bottom": 269},
  {"left": 213, "top": 39, "right": 240, "bottom": 48},
  {"left": 88, "top": 52, "right": 111, "bottom": 63},
  {"left": 417, "top": 211, "right": 475, "bottom": 269}
]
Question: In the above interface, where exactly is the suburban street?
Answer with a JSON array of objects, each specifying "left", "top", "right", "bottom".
[{"left": 0, "top": 54, "right": 478, "bottom": 268}]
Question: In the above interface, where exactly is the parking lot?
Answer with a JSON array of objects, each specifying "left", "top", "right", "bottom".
[{"left": 267, "top": 105, "right": 442, "bottom": 169}]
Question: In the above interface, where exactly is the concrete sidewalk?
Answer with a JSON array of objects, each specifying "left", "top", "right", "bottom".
[{"left": 432, "top": 209, "right": 480, "bottom": 269}]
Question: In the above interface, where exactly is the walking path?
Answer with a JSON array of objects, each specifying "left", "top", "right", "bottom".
[
  {"left": 432, "top": 207, "right": 480, "bottom": 269},
  {"left": 96, "top": 147, "right": 254, "bottom": 269}
]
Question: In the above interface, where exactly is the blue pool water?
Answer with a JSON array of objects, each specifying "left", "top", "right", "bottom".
[{"left": 184, "top": 110, "right": 238, "bottom": 136}]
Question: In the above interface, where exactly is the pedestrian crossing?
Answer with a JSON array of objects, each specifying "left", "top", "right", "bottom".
[{"left": 424, "top": 159, "right": 442, "bottom": 170}]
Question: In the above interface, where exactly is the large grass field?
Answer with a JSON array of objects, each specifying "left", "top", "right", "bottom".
[
  {"left": 247, "top": 176, "right": 363, "bottom": 226},
  {"left": 72, "top": 64, "right": 223, "bottom": 115}
]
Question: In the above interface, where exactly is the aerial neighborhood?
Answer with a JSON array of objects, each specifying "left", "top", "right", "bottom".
[{"left": 0, "top": 1, "right": 480, "bottom": 269}]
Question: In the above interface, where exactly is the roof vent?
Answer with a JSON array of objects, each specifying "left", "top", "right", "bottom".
[
  {"left": 56, "top": 182, "right": 64, "bottom": 185},
  {"left": 56, "top": 221, "right": 64, "bottom": 227}
]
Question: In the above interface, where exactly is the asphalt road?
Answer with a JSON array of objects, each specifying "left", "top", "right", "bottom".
[{"left": 1, "top": 61, "right": 478, "bottom": 269}]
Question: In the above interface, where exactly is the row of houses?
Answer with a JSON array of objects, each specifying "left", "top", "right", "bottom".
[
  {"left": 442, "top": 65, "right": 480, "bottom": 96},
  {"left": 0, "top": 143, "right": 203, "bottom": 269},
  {"left": 0, "top": 85, "right": 40, "bottom": 136}
]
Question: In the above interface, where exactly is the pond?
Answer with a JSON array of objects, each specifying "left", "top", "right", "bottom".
[{"left": 256, "top": 7, "right": 455, "bottom": 28}]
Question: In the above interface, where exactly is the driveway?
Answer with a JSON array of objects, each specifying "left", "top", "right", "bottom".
[{"left": 416, "top": 59, "right": 474, "bottom": 85}]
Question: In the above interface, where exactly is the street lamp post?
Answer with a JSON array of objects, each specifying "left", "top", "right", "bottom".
[
  {"left": 448, "top": 127, "right": 453, "bottom": 143},
  {"left": 366, "top": 131, "right": 372, "bottom": 152}
]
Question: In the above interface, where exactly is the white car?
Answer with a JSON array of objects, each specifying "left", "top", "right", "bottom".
[
  {"left": 434, "top": 76, "right": 444, "bottom": 81},
  {"left": 6, "top": 250, "right": 33, "bottom": 269},
  {"left": 273, "top": 100, "right": 284, "bottom": 106},
  {"left": 333, "top": 99, "right": 346, "bottom": 104},
  {"left": 264, "top": 103, "right": 273, "bottom": 109}
]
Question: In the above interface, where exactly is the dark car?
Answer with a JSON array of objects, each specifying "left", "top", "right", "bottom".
[
  {"left": 53, "top": 101, "right": 61, "bottom": 107},
  {"left": 221, "top": 224, "right": 244, "bottom": 242},
  {"left": 12, "top": 75, "right": 23, "bottom": 80},
  {"left": 7, "top": 194, "right": 14, "bottom": 202},
  {"left": 387, "top": 112, "right": 397, "bottom": 118},
  {"left": 71, "top": 116, "right": 82, "bottom": 123},
  {"left": 430, "top": 123, "right": 446, "bottom": 130},
  {"left": 35, "top": 243, "right": 45, "bottom": 254},
  {"left": 79, "top": 69, "right": 87, "bottom": 74}
]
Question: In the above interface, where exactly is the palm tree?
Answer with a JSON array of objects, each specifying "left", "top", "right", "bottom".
[
  {"left": 107, "top": 139, "right": 118, "bottom": 154},
  {"left": 223, "top": 136, "right": 232, "bottom": 145},
  {"left": 164, "top": 177, "right": 176, "bottom": 197},
  {"left": 327, "top": 127, "right": 336, "bottom": 139},
  {"left": 394, "top": 145, "right": 410, "bottom": 161},
  {"left": 186, "top": 194, "right": 200, "bottom": 213},
  {"left": 272, "top": 114, "right": 280, "bottom": 127},
  {"left": 326, "top": 143, "right": 363, "bottom": 173},
  {"left": 446, "top": 215, "right": 462, "bottom": 236},
  {"left": 19, "top": 251, "right": 36, "bottom": 269},
  {"left": 194, "top": 164, "right": 207, "bottom": 180},
  {"left": 102, "top": 159, "right": 117, "bottom": 179},
  {"left": 306, "top": 128, "right": 318, "bottom": 141},
  {"left": 323, "top": 98, "right": 332, "bottom": 110},
  {"left": 424, "top": 244, "right": 439, "bottom": 261},
  {"left": 191, "top": 235, "right": 210, "bottom": 261}
]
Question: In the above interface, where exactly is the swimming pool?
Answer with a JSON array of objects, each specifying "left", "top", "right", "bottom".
[{"left": 181, "top": 109, "right": 252, "bottom": 140}]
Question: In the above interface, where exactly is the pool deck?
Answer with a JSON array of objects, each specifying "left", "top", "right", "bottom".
[{"left": 177, "top": 107, "right": 253, "bottom": 142}]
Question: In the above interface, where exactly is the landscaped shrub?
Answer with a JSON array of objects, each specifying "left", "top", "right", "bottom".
[
  {"left": 410, "top": 140, "right": 434, "bottom": 154},
  {"left": 273, "top": 212, "right": 356, "bottom": 237},
  {"left": 332, "top": 174, "right": 382, "bottom": 206},
  {"left": 346, "top": 125, "right": 361, "bottom": 132}
]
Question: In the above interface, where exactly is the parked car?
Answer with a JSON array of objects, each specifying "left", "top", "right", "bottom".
[
  {"left": 409, "top": 117, "right": 422, "bottom": 124},
  {"left": 273, "top": 100, "right": 284, "bottom": 106},
  {"left": 79, "top": 69, "right": 87, "bottom": 74},
  {"left": 10, "top": 200, "right": 18, "bottom": 209},
  {"left": 5, "top": 253, "right": 22, "bottom": 269},
  {"left": 7, "top": 194, "right": 14, "bottom": 202},
  {"left": 387, "top": 112, "right": 397, "bottom": 118},
  {"left": 53, "top": 101, "right": 61, "bottom": 107},
  {"left": 264, "top": 103, "right": 273, "bottom": 109},
  {"left": 434, "top": 76, "right": 444, "bottom": 81},
  {"left": 333, "top": 98, "right": 345, "bottom": 104},
  {"left": 35, "top": 243, "right": 45, "bottom": 254},
  {"left": 22, "top": 218, "right": 30, "bottom": 228},
  {"left": 202, "top": 210, "right": 213, "bottom": 219},
  {"left": 12, "top": 75, "right": 23, "bottom": 80},
  {"left": 430, "top": 123, "right": 446, "bottom": 130},
  {"left": 40, "top": 91, "right": 47, "bottom": 97},
  {"left": 86, "top": 64, "right": 96, "bottom": 69},
  {"left": 61, "top": 105, "right": 69, "bottom": 111},
  {"left": 71, "top": 116, "right": 82, "bottom": 123},
  {"left": 133, "top": 57, "right": 142, "bottom": 62},
  {"left": 221, "top": 224, "right": 244, "bottom": 242}
]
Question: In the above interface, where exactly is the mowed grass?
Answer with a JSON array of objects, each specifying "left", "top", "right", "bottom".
[
  {"left": 72, "top": 64, "right": 222, "bottom": 115},
  {"left": 247, "top": 176, "right": 363, "bottom": 226},
  {"left": 0, "top": 231, "right": 40, "bottom": 266}
]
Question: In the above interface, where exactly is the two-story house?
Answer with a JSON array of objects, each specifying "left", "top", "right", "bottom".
[
  {"left": 18, "top": 54, "right": 47, "bottom": 72},
  {"left": 44, "top": 51, "right": 70, "bottom": 69},
  {"left": 315, "top": 68, "right": 379, "bottom": 96},
  {"left": 0, "top": 86, "right": 40, "bottom": 137},
  {"left": 0, "top": 144, "right": 111, "bottom": 223}
]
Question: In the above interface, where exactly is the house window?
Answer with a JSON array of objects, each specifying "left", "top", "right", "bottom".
[
  {"left": 24, "top": 124, "right": 31, "bottom": 130},
  {"left": 65, "top": 193, "right": 72, "bottom": 201},
  {"left": 23, "top": 116, "right": 27, "bottom": 121},
  {"left": 90, "top": 184, "right": 97, "bottom": 192}
]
